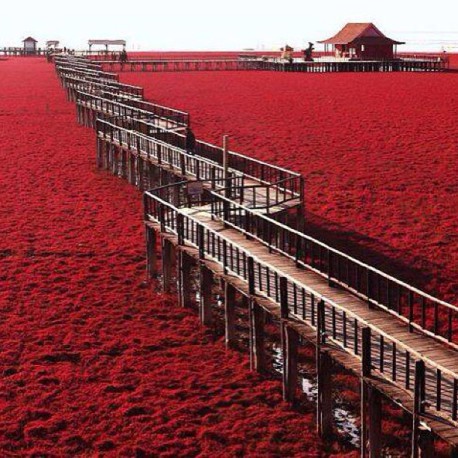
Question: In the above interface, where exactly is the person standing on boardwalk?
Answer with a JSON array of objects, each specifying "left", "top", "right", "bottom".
[
  {"left": 185, "top": 127, "right": 196, "bottom": 155},
  {"left": 120, "top": 49, "right": 128, "bottom": 63}
]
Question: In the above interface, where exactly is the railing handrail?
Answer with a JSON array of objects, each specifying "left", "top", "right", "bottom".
[
  {"left": 57, "top": 65, "right": 118, "bottom": 80},
  {"left": 76, "top": 89, "right": 188, "bottom": 126},
  {"left": 62, "top": 73, "right": 143, "bottom": 92},
  {"left": 61, "top": 73, "right": 122, "bottom": 86},
  {"left": 97, "top": 119, "right": 298, "bottom": 209},
  {"left": 126, "top": 98, "right": 189, "bottom": 117},
  {"left": 96, "top": 119, "right": 245, "bottom": 179},
  {"left": 211, "top": 191, "right": 458, "bottom": 314},
  {"left": 76, "top": 90, "right": 184, "bottom": 126},
  {"left": 100, "top": 58, "right": 242, "bottom": 63},
  {"left": 65, "top": 81, "right": 142, "bottom": 97}
]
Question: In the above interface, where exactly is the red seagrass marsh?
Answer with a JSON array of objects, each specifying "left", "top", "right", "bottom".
[{"left": 1, "top": 50, "right": 457, "bottom": 458}]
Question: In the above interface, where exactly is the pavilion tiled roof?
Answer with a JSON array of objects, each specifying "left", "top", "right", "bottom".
[
  {"left": 318, "top": 23, "right": 404, "bottom": 45},
  {"left": 23, "top": 37, "right": 38, "bottom": 43}
]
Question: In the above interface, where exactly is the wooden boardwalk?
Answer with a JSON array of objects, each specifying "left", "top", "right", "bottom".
[
  {"left": 143, "top": 192, "right": 458, "bottom": 455},
  {"left": 97, "top": 57, "right": 448, "bottom": 73},
  {"left": 54, "top": 55, "right": 458, "bottom": 457}
]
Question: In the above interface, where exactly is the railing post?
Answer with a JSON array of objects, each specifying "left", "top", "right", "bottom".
[
  {"left": 177, "top": 213, "right": 184, "bottom": 246},
  {"left": 223, "top": 239, "right": 228, "bottom": 275},
  {"left": 280, "top": 277, "right": 288, "bottom": 319},
  {"left": 224, "top": 281, "right": 236, "bottom": 348},
  {"left": 145, "top": 224, "right": 157, "bottom": 279},
  {"left": 159, "top": 204, "right": 166, "bottom": 233},
  {"left": 161, "top": 238, "right": 174, "bottom": 293},
  {"left": 157, "top": 143, "right": 162, "bottom": 165},
  {"left": 199, "top": 263, "right": 213, "bottom": 326},
  {"left": 251, "top": 301, "right": 266, "bottom": 373},
  {"left": 362, "top": 327, "right": 372, "bottom": 377},
  {"left": 223, "top": 135, "right": 230, "bottom": 198},
  {"left": 196, "top": 159, "right": 201, "bottom": 181},
  {"left": 408, "top": 290, "right": 414, "bottom": 333},
  {"left": 247, "top": 256, "right": 255, "bottom": 296},
  {"left": 180, "top": 151, "right": 186, "bottom": 176},
  {"left": 198, "top": 224, "right": 205, "bottom": 260},
  {"left": 453, "top": 379, "right": 458, "bottom": 422},
  {"left": 412, "top": 360, "right": 426, "bottom": 458},
  {"left": 266, "top": 186, "right": 270, "bottom": 213}
]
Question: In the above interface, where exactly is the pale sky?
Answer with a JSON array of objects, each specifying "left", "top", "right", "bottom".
[{"left": 2, "top": 0, "right": 458, "bottom": 51}]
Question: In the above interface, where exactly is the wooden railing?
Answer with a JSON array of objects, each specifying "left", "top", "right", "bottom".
[
  {"left": 144, "top": 187, "right": 458, "bottom": 426},
  {"left": 76, "top": 90, "right": 188, "bottom": 130},
  {"left": 54, "top": 57, "right": 102, "bottom": 71},
  {"left": 97, "top": 119, "right": 243, "bottom": 187},
  {"left": 142, "top": 123, "right": 303, "bottom": 203},
  {"left": 56, "top": 65, "right": 119, "bottom": 81},
  {"left": 60, "top": 74, "right": 144, "bottom": 102},
  {"left": 97, "top": 119, "right": 301, "bottom": 211},
  {"left": 113, "top": 98, "right": 190, "bottom": 128},
  {"left": 60, "top": 73, "right": 122, "bottom": 89},
  {"left": 76, "top": 87, "right": 302, "bottom": 204}
]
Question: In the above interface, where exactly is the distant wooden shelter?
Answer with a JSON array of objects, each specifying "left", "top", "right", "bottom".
[
  {"left": 46, "top": 40, "right": 60, "bottom": 50},
  {"left": 88, "top": 39, "right": 126, "bottom": 52},
  {"left": 23, "top": 36, "right": 38, "bottom": 55},
  {"left": 318, "top": 23, "right": 404, "bottom": 59}
]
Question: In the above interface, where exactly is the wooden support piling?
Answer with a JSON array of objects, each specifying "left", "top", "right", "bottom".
[
  {"left": 368, "top": 388, "right": 382, "bottom": 458},
  {"left": 412, "top": 360, "right": 426, "bottom": 458},
  {"left": 96, "top": 137, "right": 103, "bottom": 169},
  {"left": 178, "top": 250, "right": 194, "bottom": 308},
  {"left": 118, "top": 150, "right": 125, "bottom": 179},
  {"left": 282, "top": 323, "right": 299, "bottom": 403},
  {"left": 317, "top": 350, "right": 333, "bottom": 437},
  {"left": 112, "top": 145, "right": 119, "bottom": 176},
  {"left": 418, "top": 427, "right": 434, "bottom": 458},
  {"left": 125, "top": 151, "right": 132, "bottom": 182},
  {"left": 146, "top": 226, "right": 158, "bottom": 279},
  {"left": 224, "top": 281, "right": 237, "bottom": 348},
  {"left": 199, "top": 263, "right": 213, "bottom": 326},
  {"left": 251, "top": 301, "right": 266, "bottom": 373},
  {"left": 138, "top": 157, "right": 144, "bottom": 191},
  {"left": 129, "top": 154, "right": 137, "bottom": 186},
  {"left": 104, "top": 143, "right": 111, "bottom": 170},
  {"left": 161, "top": 237, "right": 174, "bottom": 293}
]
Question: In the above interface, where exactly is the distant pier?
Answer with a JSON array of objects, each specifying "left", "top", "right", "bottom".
[{"left": 96, "top": 56, "right": 448, "bottom": 73}]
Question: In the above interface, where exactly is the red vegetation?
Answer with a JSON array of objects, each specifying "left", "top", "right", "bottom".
[
  {"left": 121, "top": 70, "right": 458, "bottom": 303},
  {"left": 0, "top": 58, "right": 325, "bottom": 456}
]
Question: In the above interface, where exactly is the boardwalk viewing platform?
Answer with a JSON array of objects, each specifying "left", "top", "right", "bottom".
[
  {"left": 55, "top": 55, "right": 458, "bottom": 457},
  {"left": 94, "top": 55, "right": 449, "bottom": 73}
]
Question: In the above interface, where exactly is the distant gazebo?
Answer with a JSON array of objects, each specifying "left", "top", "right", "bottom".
[
  {"left": 46, "top": 40, "right": 60, "bottom": 50},
  {"left": 319, "top": 23, "right": 404, "bottom": 59},
  {"left": 88, "top": 39, "right": 126, "bottom": 53},
  {"left": 23, "top": 37, "right": 38, "bottom": 55}
]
